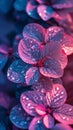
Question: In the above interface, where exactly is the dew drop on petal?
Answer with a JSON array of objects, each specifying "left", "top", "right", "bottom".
[
  {"left": 10, "top": 104, "right": 32, "bottom": 129},
  {"left": 29, "top": 117, "right": 47, "bottom": 130},
  {"left": 26, "top": 0, "right": 40, "bottom": 19},
  {"left": 25, "top": 67, "right": 40, "bottom": 85},
  {"left": 46, "top": 84, "right": 67, "bottom": 108},
  {"left": 37, "top": 5, "right": 54, "bottom": 21},
  {"left": 53, "top": 104, "right": 73, "bottom": 124},
  {"left": 7, "top": 59, "right": 31, "bottom": 83}
]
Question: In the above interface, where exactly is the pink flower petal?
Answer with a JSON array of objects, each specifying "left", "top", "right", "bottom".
[
  {"left": 51, "top": 123, "right": 73, "bottom": 130},
  {"left": 37, "top": 5, "right": 54, "bottom": 21},
  {"left": 52, "top": 0, "right": 73, "bottom": 9},
  {"left": 43, "top": 114, "right": 54, "bottom": 128},
  {"left": 29, "top": 117, "right": 47, "bottom": 130},
  {"left": 10, "top": 104, "right": 32, "bottom": 129},
  {"left": 46, "top": 84, "right": 67, "bottom": 108},
  {"left": 20, "top": 91, "right": 47, "bottom": 116},
  {"left": 25, "top": 67, "right": 40, "bottom": 85},
  {"left": 26, "top": 0, "right": 40, "bottom": 19},
  {"left": 46, "top": 26, "right": 64, "bottom": 43},
  {"left": 35, "top": 105, "right": 46, "bottom": 116},
  {"left": 40, "top": 58, "right": 63, "bottom": 78},
  {"left": 61, "top": 33, "right": 73, "bottom": 55},
  {"left": 18, "top": 38, "right": 41, "bottom": 64},
  {"left": 32, "top": 77, "right": 53, "bottom": 94},
  {"left": 41, "top": 40, "right": 67, "bottom": 69},
  {"left": 23, "top": 23, "right": 45, "bottom": 43},
  {"left": 53, "top": 104, "right": 73, "bottom": 124}
]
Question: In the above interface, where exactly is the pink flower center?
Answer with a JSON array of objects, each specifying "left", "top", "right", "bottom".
[{"left": 35, "top": 105, "right": 51, "bottom": 116}]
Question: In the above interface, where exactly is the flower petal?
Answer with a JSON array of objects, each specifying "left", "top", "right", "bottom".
[
  {"left": 23, "top": 23, "right": 45, "bottom": 43},
  {"left": 51, "top": 123, "right": 73, "bottom": 130},
  {"left": 20, "top": 91, "right": 47, "bottom": 116},
  {"left": 25, "top": 67, "right": 40, "bottom": 85},
  {"left": 26, "top": 0, "right": 40, "bottom": 19},
  {"left": 40, "top": 58, "right": 63, "bottom": 78},
  {"left": 53, "top": 104, "right": 73, "bottom": 124},
  {"left": 7, "top": 59, "right": 31, "bottom": 83},
  {"left": 61, "top": 33, "right": 73, "bottom": 55},
  {"left": 46, "top": 84, "right": 67, "bottom": 108},
  {"left": 52, "top": 0, "right": 73, "bottom": 9},
  {"left": 37, "top": 5, "right": 54, "bottom": 21},
  {"left": 32, "top": 77, "right": 53, "bottom": 94},
  {"left": 9, "top": 104, "right": 32, "bottom": 129},
  {"left": 29, "top": 117, "right": 47, "bottom": 130},
  {"left": 18, "top": 38, "right": 41, "bottom": 64},
  {"left": 41, "top": 41, "right": 67, "bottom": 69},
  {"left": 46, "top": 26, "right": 64, "bottom": 43},
  {"left": 43, "top": 114, "right": 54, "bottom": 128}
]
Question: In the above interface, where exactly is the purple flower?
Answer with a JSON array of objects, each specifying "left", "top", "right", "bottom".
[
  {"left": 26, "top": 0, "right": 73, "bottom": 22},
  {"left": 18, "top": 23, "right": 68, "bottom": 85},
  {"left": 20, "top": 84, "right": 73, "bottom": 129}
]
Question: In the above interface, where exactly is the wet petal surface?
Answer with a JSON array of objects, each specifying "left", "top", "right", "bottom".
[
  {"left": 20, "top": 91, "right": 47, "bottom": 116},
  {"left": 40, "top": 58, "right": 63, "bottom": 78},
  {"left": 26, "top": 0, "right": 40, "bottom": 19},
  {"left": 53, "top": 104, "right": 73, "bottom": 124},
  {"left": 7, "top": 59, "right": 31, "bottom": 83},
  {"left": 25, "top": 67, "right": 40, "bottom": 85},
  {"left": 29, "top": 117, "right": 47, "bottom": 130},
  {"left": 18, "top": 38, "right": 41, "bottom": 64},
  {"left": 10, "top": 104, "right": 32, "bottom": 129},
  {"left": 46, "top": 84, "right": 67, "bottom": 108},
  {"left": 23, "top": 23, "right": 45, "bottom": 43},
  {"left": 37, "top": 5, "right": 54, "bottom": 21}
]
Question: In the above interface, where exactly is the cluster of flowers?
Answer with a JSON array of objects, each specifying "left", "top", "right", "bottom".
[{"left": 5, "top": 23, "right": 73, "bottom": 130}]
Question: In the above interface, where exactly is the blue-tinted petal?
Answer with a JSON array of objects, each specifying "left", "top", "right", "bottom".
[
  {"left": 40, "top": 59, "right": 63, "bottom": 78},
  {"left": 25, "top": 67, "right": 40, "bottom": 85},
  {"left": 29, "top": 117, "right": 47, "bottom": 130},
  {"left": 7, "top": 59, "right": 31, "bottom": 83},
  {"left": 46, "top": 26, "right": 64, "bottom": 43},
  {"left": 14, "top": 0, "right": 28, "bottom": 11},
  {"left": 26, "top": 0, "right": 40, "bottom": 19},
  {"left": 18, "top": 38, "right": 41, "bottom": 64},
  {"left": 23, "top": 23, "right": 45, "bottom": 43},
  {"left": 10, "top": 104, "right": 32, "bottom": 129},
  {"left": 37, "top": 5, "right": 54, "bottom": 21}
]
